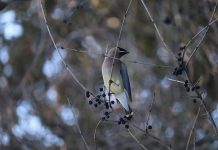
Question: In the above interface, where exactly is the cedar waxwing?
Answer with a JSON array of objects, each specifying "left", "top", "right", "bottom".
[{"left": 102, "top": 47, "right": 133, "bottom": 118}]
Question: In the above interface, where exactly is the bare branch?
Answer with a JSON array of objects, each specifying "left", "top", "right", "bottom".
[
  {"left": 109, "top": 0, "right": 133, "bottom": 107},
  {"left": 128, "top": 129, "right": 148, "bottom": 150},
  {"left": 186, "top": 0, "right": 218, "bottom": 67},
  {"left": 185, "top": 107, "right": 201, "bottom": 150},
  {"left": 94, "top": 119, "right": 103, "bottom": 150},
  {"left": 132, "top": 124, "right": 173, "bottom": 150},
  {"left": 185, "top": 18, "right": 218, "bottom": 48},
  {"left": 139, "top": 0, "right": 174, "bottom": 58},
  {"left": 66, "top": 97, "right": 90, "bottom": 150},
  {"left": 168, "top": 78, "right": 185, "bottom": 84},
  {"left": 39, "top": 0, "right": 87, "bottom": 92},
  {"left": 145, "top": 92, "right": 155, "bottom": 131},
  {"left": 184, "top": 71, "right": 218, "bottom": 136}
]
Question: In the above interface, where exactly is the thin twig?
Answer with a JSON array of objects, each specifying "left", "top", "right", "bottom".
[
  {"left": 145, "top": 92, "right": 155, "bottom": 131},
  {"left": 132, "top": 124, "right": 173, "bottom": 150},
  {"left": 39, "top": 0, "right": 87, "bottom": 92},
  {"left": 185, "top": 107, "right": 201, "bottom": 150},
  {"left": 62, "top": 46, "right": 173, "bottom": 68},
  {"left": 193, "top": 131, "right": 196, "bottom": 150},
  {"left": 140, "top": 0, "right": 174, "bottom": 57},
  {"left": 180, "top": 0, "right": 218, "bottom": 136},
  {"left": 109, "top": 0, "right": 133, "bottom": 106},
  {"left": 66, "top": 97, "right": 90, "bottom": 150},
  {"left": 186, "top": 0, "right": 218, "bottom": 67},
  {"left": 128, "top": 129, "right": 148, "bottom": 150},
  {"left": 94, "top": 119, "right": 102, "bottom": 150},
  {"left": 185, "top": 18, "right": 218, "bottom": 48},
  {"left": 125, "top": 59, "right": 173, "bottom": 68},
  {"left": 184, "top": 71, "right": 218, "bottom": 135},
  {"left": 167, "top": 78, "right": 185, "bottom": 84}
]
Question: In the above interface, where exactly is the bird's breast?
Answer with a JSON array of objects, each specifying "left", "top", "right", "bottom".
[{"left": 102, "top": 61, "right": 124, "bottom": 94}]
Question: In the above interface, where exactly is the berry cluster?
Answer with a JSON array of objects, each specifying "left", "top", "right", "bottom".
[
  {"left": 183, "top": 80, "right": 200, "bottom": 93},
  {"left": 173, "top": 46, "right": 186, "bottom": 76},
  {"left": 86, "top": 90, "right": 115, "bottom": 108},
  {"left": 118, "top": 117, "right": 129, "bottom": 129},
  {"left": 85, "top": 88, "right": 133, "bottom": 129},
  {"left": 183, "top": 80, "right": 201, "bottom": 103},
  {"left": 101, "top": 111, "right": 110, "bottom": 120},
  {"left": 184, "top": 80, "right": 190, "bottom": 92}
]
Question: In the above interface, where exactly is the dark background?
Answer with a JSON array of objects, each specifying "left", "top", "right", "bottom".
[{"left": 0, "top": 0, "right": 218, "bottom": 149}]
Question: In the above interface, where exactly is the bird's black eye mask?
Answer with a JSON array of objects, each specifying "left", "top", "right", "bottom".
[{"left": 118, "top": 47, "right": 129, "bottom": 55}]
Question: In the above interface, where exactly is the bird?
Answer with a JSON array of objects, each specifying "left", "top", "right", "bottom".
[{"left": 102, "top": 47, "right": 133, "bottom": 119}]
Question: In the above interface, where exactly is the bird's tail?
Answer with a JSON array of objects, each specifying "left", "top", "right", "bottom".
[{"left": 115, "top": 92, "right": 133, "bottom": 119}]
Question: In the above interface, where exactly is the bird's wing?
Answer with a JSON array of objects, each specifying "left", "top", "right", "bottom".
[{"left": 120, "top": 62, "right": 132, "bottom": 101}]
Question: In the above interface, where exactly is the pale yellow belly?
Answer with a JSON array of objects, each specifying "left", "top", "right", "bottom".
[{"left": 103, "top": 72, "right": 124, "bottom": 95}]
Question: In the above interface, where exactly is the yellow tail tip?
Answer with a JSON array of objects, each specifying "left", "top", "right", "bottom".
[{"left": 125, "top": 112, "right": 134, "bottom": 120}]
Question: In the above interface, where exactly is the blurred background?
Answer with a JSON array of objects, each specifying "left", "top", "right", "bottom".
[{"left": 0, "top": 0, "right": 218, "bottom": 149}]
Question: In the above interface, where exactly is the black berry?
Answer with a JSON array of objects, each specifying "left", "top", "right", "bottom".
[
  {"left": 191, "top": 87, "right": 196, "bottom": 91},
  {"left": 186, "top": 87, "right": 190, "bottom": 92},
  {"left": 164, "top": 16, "right": 172, "bottom": 24},
  {"left": 148, "top": 125, "right": 152, "bottom": 129},
  {"left": 86, "top": 91, "right": 90, "bottom": 98},
  {"left": 104, "top": 112, "right": 109, "bottom": 116},
  {"left": 196, "top": 85, "right": 200, "bottom": 90},
  {"left": 178, "top": 57, "right": 182, "bottom": 62},
  {"left": 193, "top": 99, "right": 197, "bottom": 103}
]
